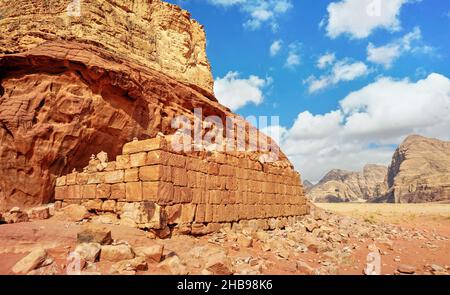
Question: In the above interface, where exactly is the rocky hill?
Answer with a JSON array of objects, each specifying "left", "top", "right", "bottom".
[
  {"left": 307, "top": 165, "right": 388, "bottom": 203},
  {"left": 0, "top": 0, "right": 300, "bottom": 210},
  {"left": 386, "top": 135, "right": 450, "bottom": 203}
]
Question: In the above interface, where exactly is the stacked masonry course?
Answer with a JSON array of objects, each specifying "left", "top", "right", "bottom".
[{"left": 55, "top": 136, "right": 308, "bottom": 235}]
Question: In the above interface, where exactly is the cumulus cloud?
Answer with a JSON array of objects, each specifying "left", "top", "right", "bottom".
[
  {"left": 367, "top": 27, "right": 432, "bottom": 68},
  {"left": 324, "top": 0, "right": 411, "bottom": 39},
  {"left": 284, "top": 42, "right": 301, "bottom": 69},
  {"left": 317, "top": 53, "right": 336, "bottom": 69},
  {"left": 280, "top": 73, "right": 450, "bottom": 182},
  {"left": 208, "top": 0, "right": 293, "bottom": 31},
  {"left": 270, "top": 40, "right": 282, "bottom": 56},
  {"left": 214, "top": 71, "right": 272, "bottom": 111},
  {"left": 304, "top": 59, "right": 370, "bottom": 93}
]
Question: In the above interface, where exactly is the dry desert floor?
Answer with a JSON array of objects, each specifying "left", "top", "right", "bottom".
[{"left": 1, "top": 203, "right": 449, "bottom": 275}]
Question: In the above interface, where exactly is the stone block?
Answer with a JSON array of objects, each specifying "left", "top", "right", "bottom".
[
  {"left": 87, "top": 172, "right": 105, "bottom": 184},
  {"left": 66, "top": 173, "right": 77, "bottom": 185},
  {"left": 55, "top": 186, "right": 66, "bottom": 200},
  {"left": 111, "top": 183, "right": 125, "bottom": 200},
  {"left": 174, "top": 186, "right": 193, "bottom": 203},
  {"left": 130, "top": 152, "right": 147, "bottom": 167},
  {"left": 96, "top": 183, "right": 111, "bottom": 199},
  {"left": 122, "top": 138, "right": 166, "bottom": 155},
  {"left": 139, "top": 165, "right": 171, "bottom": 182},
  {"left": 116, "top": 155, "right": 131, "bottom": 169},
  {"left": 124, "top": 168, "right": 139, "bottom": 182},
  {"left": 104, "top": 170, "right": 124, "bottom": 184},
  {"left": 142, "top": 181, "right": 174, "bottom": 204},
  {"left": 126, "top": 182, "right": 142, "bottom": 202},
  {"left": 82, "top": 184, "right": 97, "bottom": 199},
  {"left": 56, "top": 176, "right": 66, "bottom": 187},
  {"left": 172, "top": 167, "right": 187, "bottom": 186}
]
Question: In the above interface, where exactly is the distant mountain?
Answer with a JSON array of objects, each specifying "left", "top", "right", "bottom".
[
  {"left": 303, "top": 180, "right": 314, "bottom": 191},
  {"left": 385, "top": 135, "right": 450, "bottom": 203},
  {"left": 307, "top": 165, "right": 388, "bottom": 203}
]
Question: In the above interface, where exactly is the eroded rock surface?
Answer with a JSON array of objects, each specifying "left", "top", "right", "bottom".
[
  {"left": 307, "top": 165, "right": 388, "bottom": 203},
  {"left": 386, "top": 135, "right": 450, "bottom": 203}
]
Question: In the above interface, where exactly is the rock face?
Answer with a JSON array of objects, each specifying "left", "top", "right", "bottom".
[
  {"left": 386, "top": 135, "right": 450, "bottom": 203},
  {"left": 0, "top": 0, "right": 307, "bottom": 220},
  {"left": 0, "top": 0, "right": 215, "bottom": 210},
  {"left": 307, "top": 165, "right": 388, "bottom": 203},
  {"left": 0, "top": 0, "right": 213, "bottom": 94}
]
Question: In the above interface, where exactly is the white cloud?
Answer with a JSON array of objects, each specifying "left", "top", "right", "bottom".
[
  {"left": 208, "top": 0, "right": 293, "bottom": 31},
  {"left": 270, "top": 40, "right": 282, "bottom": 56},
  {"left": 305, "top": 59, "right": 370, "bottom": 93},
  {"left": 214, "top": 71, "right": 272, "bottom": 111},
  {"left": 324, "top": 0, "right": 411, "bottom": 39},
  {"left": 317, "top": 53, "right": 336, "bottom": 69},
  {"left": 284, "top": 42, "right": 301, "bottom": 69},
  {"left": 280, "top": 73, "right": 450, "bottom": 182},
  {"left": 367, "top": 27, "right": 431, "bottom": 68}
]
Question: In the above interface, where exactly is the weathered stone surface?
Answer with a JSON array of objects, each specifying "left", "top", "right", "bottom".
[
  {"left": 75, "top": 243, "right": 101, "bottom": 263},
  {"left": 57, "top": 204, "right": 90, "bottom": 222},
  {"left": 308, "top": 165, "right": 388, "bottom": 203},
  {"left": 205, "top": 252, "right": 232, "bottom": 275},
  {"left": 12, "top": 248, "right": 48, "bottom": 274},
  {"left": 77, "top": 225, "right": 113, "bottom": 245},
  {"left": 157, "top": 255, "right": 188, "bottom": 275},
  {"left": 30, "top": 206, "right": 51, "bottom": 220},
  {"left": 100, "top": 244, "right": 135, "bottom": 262},
  {"left": 111, "top": 257, "right": 148, "bottom": 274},
  {"left": 134, "top": 245, "right": 165, "bottom": 263},
  {"left": 0, "top": 0, "right": 213, "bottom": 94},
  {"left": 386, "top": 135, "right": 450, "bottom": 203}
]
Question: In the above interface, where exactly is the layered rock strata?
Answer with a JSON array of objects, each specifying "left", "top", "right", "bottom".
[
  {"left": 307, "top": 165, "right": 388, "bottom": 203},
  {"left": 386, "top": 135, "right": 450, "bottom": 203}
]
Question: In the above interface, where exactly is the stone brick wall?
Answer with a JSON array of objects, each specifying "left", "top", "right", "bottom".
[{"left": 55, "top": 136, "right": 308, "bottom": 235}]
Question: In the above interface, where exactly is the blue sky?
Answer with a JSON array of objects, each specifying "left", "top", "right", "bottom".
[{"left": 167, "top": 0, "right": 450, "bottom": 182}]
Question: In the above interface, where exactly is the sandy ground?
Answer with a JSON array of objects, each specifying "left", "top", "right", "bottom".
[{"left": 1, "top": 203, "right": 449, "bottom": 275}]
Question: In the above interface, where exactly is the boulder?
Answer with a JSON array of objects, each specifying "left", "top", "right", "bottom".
[
  {"left": 397, "top": 264, "right": 416, "bottom": 274},
  {"left": 205, "top": 253, "right": 233, "bottom": 275},
  {"left": 58, "top": 205, "right": 90, "bottom": 222},
  {"left": 75, "top": 243, "right": 101, "bottom": 263},
  {"left": 157, "top": 255, "right": 188, "bottom": 275},
  {"left": 30, "top": 206, "right": 51, "bottom": 220},
  {"left": 111, "top": 257, "right": 148, "bottom": 274},
  {"left": 12, "top": 248, "right": 48, "bottom": 274},
  {"left": 100, "top": 244, "right": 135, "bottom": 262},
  {"left": 77, "top": 225, "right": 113, "bottom": 245},
  {"left": 134, "top": 245, "right": 164, "bottom": 263}
]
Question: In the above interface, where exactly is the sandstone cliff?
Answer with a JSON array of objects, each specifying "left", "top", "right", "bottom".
[
  {"left": 307, "top": 165, "right": 388, "bottom": 203},
  {"left": 386, "top": 135, "right": 450, "bottom": 203},
  {"left": 0, "top": 0, "right": 213, "bottom": 95},
  {"left": 0, "top": 1, "right": 300, "bottom": 210}
]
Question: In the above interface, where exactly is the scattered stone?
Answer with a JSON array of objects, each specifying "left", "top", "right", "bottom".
[
  {"left": 112, "top": 257, "right": 148, "bottom": 274},
  {"left": 397, "top": 264, "right": 416, "bottom": 274},
  {"left": 134, "top": 245, "right": 164, "bottom": 263},
  {"left": 3, "top": 209, "right": 29, "bottom": 224},
  {"left": 58, "top": 204, "right": 90, "bottom": 222},
  {"left": 157, "top": 255, "right": 188, "bottom": 275},
  {"left": 100, "top": 244, "right": 135, "bottom": 262},
  {"left": 30, "top": 206, "right": 50, "bottom": 220},
  {"left": 205, "top": 252, "right": 232, "bottom": 275},
  {"left": 75, "top": 243, "right": 101, "bottom": 263},
  {"left": 77, "top": 225, "right": 113, "bottom": 245},
  {"left": 237, "top": 235, "right": 253, "bottom": 248},
  {"left": 12, "top": 248, "right": 48, "bottom": 274}
]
